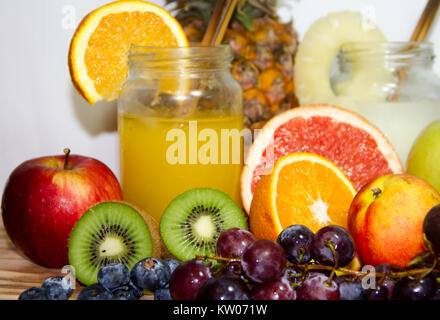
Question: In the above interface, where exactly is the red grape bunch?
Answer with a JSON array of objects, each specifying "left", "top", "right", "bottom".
[{"left": 168, "top": 204, "right": 440, "bottom": 300}]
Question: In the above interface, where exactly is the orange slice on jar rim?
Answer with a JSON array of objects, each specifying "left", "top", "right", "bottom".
[
  {"left": 249, "top": 152, "right": 357, "bottom": 242},
  {"left": 68, "top": 0, "right": 189, "bottom": 105}
]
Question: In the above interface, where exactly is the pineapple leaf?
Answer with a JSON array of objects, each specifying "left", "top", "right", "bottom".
[{"left": 235, "top": 5, "right": 257, "bottom": 31}]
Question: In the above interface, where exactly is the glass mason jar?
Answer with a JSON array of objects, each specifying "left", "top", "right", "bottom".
[
  {"left": 331, "top": 42, "right": 440, "bottom": 165},
  {"left": 118, "top": 45, "right": 244, "bottom": 222}
]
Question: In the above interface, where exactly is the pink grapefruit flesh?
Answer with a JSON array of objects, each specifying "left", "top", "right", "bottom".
[{"left": 241, "top": 104, "right": 403, "bottom": 214}]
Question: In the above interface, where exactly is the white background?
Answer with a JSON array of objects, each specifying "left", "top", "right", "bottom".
[{"left": 0, "top": 0, "right": 439, "bottom": 191}]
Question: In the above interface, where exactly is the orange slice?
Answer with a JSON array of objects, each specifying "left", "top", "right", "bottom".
[
  {"left": 68, "top": 0, "right": 189, "bottom": 104},
  {"left": 249, "top": 152, "right": 357, "bottom": 241}
]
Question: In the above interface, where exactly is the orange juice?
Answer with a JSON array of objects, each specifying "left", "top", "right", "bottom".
[{"left": 119, "top": 112, "right": 244, "bottom": 222}]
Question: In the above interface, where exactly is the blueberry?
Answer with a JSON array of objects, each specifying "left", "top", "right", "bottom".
[
  {"left": 42, "top": 276, "right": 73, "bottom": 300},
  {"left": 128, "top": 281, "right": 144, "bottom": 299},
  {"left": 111, "top": 281, "right": 143, "bottom": 300},
  {"left": 18, "top": 287, "right": 49, "bottom": 300},
  {"left": 154, "top": 288, "right": 173, "bottom": 300},
  {"left": 336, "top": 276, "right": 364, "bottom": 300},
  {"left": 76, "top": 284, "right": 113, "bottom": 300},
  {"left": 164, "top": 258, "right": 181, "bottom": 275},
  {"left": 98, "top": 263, "right": 130, "bottom": 291},
  {"left": 130, "top": 258, "right": 171, "bottom": 291},
  {"left": 112, "top": 286, "right": 139, "bottom": 300}
]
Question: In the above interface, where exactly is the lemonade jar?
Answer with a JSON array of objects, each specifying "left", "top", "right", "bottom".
[
  {"left": 118, "top": 45, "right": 244, "bottom": 222},
  {"left": 331, "top": 42, "right": 440, "bottom": 165}
]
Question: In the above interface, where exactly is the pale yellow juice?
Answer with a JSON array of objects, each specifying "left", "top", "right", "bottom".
[
  {"left": 354, "top": 101, "right": 440, "bottom": 166},
  {"left": 119, "top": 112, "right": 244, "bottom": 222}
]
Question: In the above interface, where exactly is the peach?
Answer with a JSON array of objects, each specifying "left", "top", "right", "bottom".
[{"left": 348, "top": 174, "right": 440, "bottom": 268}]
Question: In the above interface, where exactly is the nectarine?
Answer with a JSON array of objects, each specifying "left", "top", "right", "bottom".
[{"left": 348, "top": 174, "right": 440, "bottom": 268}]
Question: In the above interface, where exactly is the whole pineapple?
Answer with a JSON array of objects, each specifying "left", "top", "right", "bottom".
[{"left": 167, "top": 0, "right": 299, "bottom": 129}]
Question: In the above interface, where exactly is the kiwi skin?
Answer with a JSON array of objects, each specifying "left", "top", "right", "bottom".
[
  {"left": 111, "top": 201, "right": 162, "bottom": 258},
  {"left": 108, "top": 201, "right": 175, "bottom": 259}
]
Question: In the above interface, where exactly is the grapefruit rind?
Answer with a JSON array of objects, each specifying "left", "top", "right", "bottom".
[
  {"left": 241, "top": 104, "right": 403, "bottom": 214},
  {"left": 68, "top": 0, "right": 189, "bottom": 104}
]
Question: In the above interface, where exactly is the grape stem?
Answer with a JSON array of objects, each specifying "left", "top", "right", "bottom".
[
  {"left": 325, "top": 241, "right": 338, "bottom": 285},
  {"left": 195, "top": 254, "right": 240, "bottom": 263},
  {"left": 291, "top": 263, "right": 438, "bottom": 280},
  {"left": 194, "top": 254, "right": 440, "bottom": 281}
]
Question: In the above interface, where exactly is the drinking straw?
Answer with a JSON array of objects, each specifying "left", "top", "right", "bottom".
[
  {"left": 202, "top": 0, "right": 239, "bottom": 46},
  {"left": 410, "top": 0, "right": 439, "bottom": 42},
  {"left": 388, "top": 0, "right": 439, "bottom": 101},
  {"left": 178, "top": 0, "right": 239, "bottom": 116}
]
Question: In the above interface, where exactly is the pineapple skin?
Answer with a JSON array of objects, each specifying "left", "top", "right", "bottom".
[{"left": 169, "top": 1, "right": 299, "bottom": 129}]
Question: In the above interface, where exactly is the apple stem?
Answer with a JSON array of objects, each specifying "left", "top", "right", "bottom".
[
  {"left": 372, "top": 187, "right": 382, "bottom": 199},
  {"left": 63, "top": 148, "right": 71, "bottom": 170}
]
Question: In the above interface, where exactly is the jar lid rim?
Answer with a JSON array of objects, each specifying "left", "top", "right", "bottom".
[
  {"left": 340, "top": 41, "right": 435, "bottom": 62},
  {"left": 129, "top": 44, "right": 233, "bottom": 58},
  {"left": 341, "top": 41, "right": 434, "bottom": 47}
]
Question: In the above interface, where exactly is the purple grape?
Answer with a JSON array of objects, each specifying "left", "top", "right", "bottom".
[
  {"left": 197, "top": 275, "right": 249, "bottom": 300},
  {"left": 375, "top": 263, "right": 400, "bottom": 300},
  {"left": 393, "top": 273, "right": 437, "bottom": 300},
  {"left": 423, "top": 204, "right": 440, "bottom": 251},
  {"left": 431, "top": 287, "right": 440, "bottom": 300},
  {"left": 364, "top": 263, "right": 400, "bottom": 300},
  {"left": 217, "top": 228, "right": 255, "bottom": 258},
  {"left": 297, "top": 272, "right": 340, "bottom": 300},
  {"left": 282, "top": 267, "right": 303, "bottom": 289},
  {"left": 376, "top": 263, "right": 401, "bottom": 273},
  {"left": 405, "top": 251, "right": 435, "bottom": 270},
  {"left": 169, "top": 259, "right": 211, "bottom": 300},
  {"left": 364, "top": 285, "right": 389, "bottom": 300},
  {"left": 251, "top": 277, "right": 296, "bottom": 300},
  {"left": 277, "top": 225, "right": 314, "bottom": 264},
  {"left": 311, "top": 225, "right": 355, "bottom": 267},
  {"left": 223, "top": 261, "right": 243, "bottom": 278},
  {"left": 240, "top": 239, "right": 287, "bottom": 283}
]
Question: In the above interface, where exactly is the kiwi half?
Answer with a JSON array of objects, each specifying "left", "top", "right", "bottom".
[
  {"left": 68, "top": 201, "right": 157, "bottom": 286},
  {"left": 160, "top": 188, "right": 248, "bottom": 261}
]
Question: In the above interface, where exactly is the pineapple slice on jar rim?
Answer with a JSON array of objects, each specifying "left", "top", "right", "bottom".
[{"left": 294, "top": 11, "right": 388, "bottom": 109}]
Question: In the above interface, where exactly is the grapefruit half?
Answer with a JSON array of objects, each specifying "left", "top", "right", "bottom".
[{"left": 241, "top": 104, "right": 403, "bottom": 213}]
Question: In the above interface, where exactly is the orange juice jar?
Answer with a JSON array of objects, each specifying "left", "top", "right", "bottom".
[{"left": 118, "top": 46, "right": 244, "bottom": 222}]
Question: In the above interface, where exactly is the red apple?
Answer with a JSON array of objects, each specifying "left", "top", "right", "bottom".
[
  {"left": 1, "top": 149, "right": 122, "bottom": 268},
  {"left": 348, "top": 174, "right": 440, "bottom": 268}
]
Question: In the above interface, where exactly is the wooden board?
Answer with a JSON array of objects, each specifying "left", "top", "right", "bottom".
[
  {"left": 0, "top": 219, "right": 63, "bottom": 299},
  {"left": 0, "top": 219, "right": 152, "bottom": 300}
]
